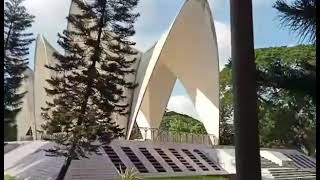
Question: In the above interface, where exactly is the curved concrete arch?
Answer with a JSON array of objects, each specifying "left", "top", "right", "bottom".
[
  {"left": 127, "top": 0, "right": 220, "bottom": 144},
  {"left": 135, "top": 63, "right": 176, "bottom": 129}
]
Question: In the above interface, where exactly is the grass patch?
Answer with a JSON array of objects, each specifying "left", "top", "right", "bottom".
[{"left": 4, "top": 175, "right": 16, "bottom": 180}]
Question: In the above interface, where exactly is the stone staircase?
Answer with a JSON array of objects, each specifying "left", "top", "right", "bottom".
[
  {"left": 260, "top": 156, "right": 316, "bottom": 180},
  {"left": 261, "top": 157, "right": 281, "bottom": 168},
  {"left": 264, "top": 168, "right": 316, "bottom": 179}
]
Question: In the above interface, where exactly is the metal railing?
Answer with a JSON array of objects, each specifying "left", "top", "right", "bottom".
[
  {"left": 134, "top": 127, "right": 217, "bottom": 146},
  {"left": 40, "top": 128, "right": 218, "bottom": 146}
]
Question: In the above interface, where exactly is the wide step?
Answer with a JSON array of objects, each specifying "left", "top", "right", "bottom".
[{"left": 268, "top": 168, "right": 316, "bottom": 180}]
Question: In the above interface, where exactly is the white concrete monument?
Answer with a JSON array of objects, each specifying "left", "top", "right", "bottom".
[
  {"left": 127, "top": 0, "right": 220, "bottom": 143},
  {"left": 16, "top": 68, "right": 35, "bottom": 140},
  {"left": 16, "top": 0, "right": 220, "bottom": 144}
]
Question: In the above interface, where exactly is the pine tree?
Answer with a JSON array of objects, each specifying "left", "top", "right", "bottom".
[
  {"left": 273, "top": 0, "right": 316, "bottom": 43},
  {"left": 4, "top": 0, "right": 35, "bottom": 140},
  {"left": 41, "top": 0, "right": 139, "bottom": 179}
]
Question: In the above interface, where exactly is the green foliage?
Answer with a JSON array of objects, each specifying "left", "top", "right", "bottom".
[
  {"left": 219, "top": 65, "right": 234, "bottom": 145},
  {"left": 159, "top": 109, "right": 234, "bottom": 145},
  {"left": 42, "top": 0, "right": 139, "bottom": 157},
  {"left": 256, "top": 45, "right": 316, "bottom": 103},
  {"left": 4, "top": 0, "right": 35, "bottom": 137},
  {"left": 41, "top": 0, "right": 139, "bottom": 179},
  {"left": 273, "top": 0, "right": 316, "bottom": 43},
  {"left": 160, "top": 111, "right": 206, "bottom": 134},
  {"left": 255, "top": 45, "right": 315, "bottom": 66},
  {"left": 118, "top": 167, "right": 142, "bottom": 180},
  {"left": 257, "top": 89, "right": 316, "bottom": 152},
  {"left": 221, "top": 45, "right": 316, "bottom": 155}
]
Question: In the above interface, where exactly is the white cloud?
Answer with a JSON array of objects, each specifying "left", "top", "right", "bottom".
[
  {"left": 288, "top": 43, "right": 298, "bottom": 47},
  {"left": 23, "top": 0, "right": 231, "bottom": 69},
  {"left": 167, "top": 95, "right": 200, "bottom": 120},
  {"left": 131, "top": 32, "right": 158, "bottom": 52},
  {"left": 131, "top": 0, "right": 160, "bottom": 51},
  {"left": 208, "top": 0, "right": 227, "bottom": 9},
  {"left": 23, "top": 0, "right": 70, "bottom": 46},
  {"left": 215, "top": 21, "right": 231, "bottom": 69},
  {"left": 23, "top": 0, "right": 71, "bottom": 68},
  {"left": 134, "top": 0, "right": 159, "bottom": 30}
]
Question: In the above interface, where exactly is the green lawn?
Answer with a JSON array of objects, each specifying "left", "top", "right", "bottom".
[
  {"left": 143, "top": 176, "right": 228, "bottom": 180},
  {"left": 4, "top": 175, "right": 16, "bottom": 180}
]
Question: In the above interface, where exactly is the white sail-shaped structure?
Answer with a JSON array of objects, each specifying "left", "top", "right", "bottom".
[
  {"left": 17, "top": 0, "right": 220, "bottom": 144},
  {"left": 127, "top": 0, "right": 220, "bottom": 143},
  {"left": 33, "top": 35, "right": 58, "bottom": 139}
]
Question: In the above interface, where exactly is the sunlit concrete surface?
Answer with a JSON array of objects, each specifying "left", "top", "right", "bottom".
[
  {"left": 4, "top": 141, "right": 64, "bottom": 180},
  {"left": 33, "top": 35, "right": 58, "bottom": 139},
  {"left": 16, "top": 68, "right": 35, "bottom": 140}
]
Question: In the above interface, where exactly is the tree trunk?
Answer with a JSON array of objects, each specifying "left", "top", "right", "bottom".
[
  {"left": 77, "top": 1, "right": 106, "bottom": 126},
  {"left": 55, "top": 156, "right": 72, "bottom": 180},
  {"left": 55, "top": 6, "right": 107, "bottom": 179},
  {"left": 55, "top": 3, "right": 108, "bottom": 180},
  {"left": 4, "top": 23, "right": 13, "bottom": 52},
  {"left": 230, "top": 0, "right": 261, "bottom": 179}
]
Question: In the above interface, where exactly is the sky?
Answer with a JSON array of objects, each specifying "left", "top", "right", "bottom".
[{"left": 23, "top": 0, "right": 297, "bottom": 119}]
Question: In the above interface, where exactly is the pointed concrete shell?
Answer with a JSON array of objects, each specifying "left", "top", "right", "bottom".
[
  {"left": 16, "top": 68, "right": 35, "bottom": 140},
  {"left": 33, "top": 35, "right": 58, "bottom": 139},
  {"left": 127, "top": 0, "right": 220, "bottom": 144},
  {"left": 31, "top": 0, "right": 142, "bottom": 134},
  {"left": 67, "top": 0, "right": 86, "bottom": 31}
]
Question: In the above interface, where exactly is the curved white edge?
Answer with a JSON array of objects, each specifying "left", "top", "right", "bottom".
[
  {"left": 126, "top": 26, "right": 174, "bottom": 138},
  {"left": 136, "top": 62, "right": 177, "bottom": 135},
  {"left": 125, "top": 0, "right": 188, "bottom": 138},
  {"left": 125, "top": 0, "right": 187, "bottom": 135},
  {"left": 33, "top": 34, "right": 58, "bottom": 139}
]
